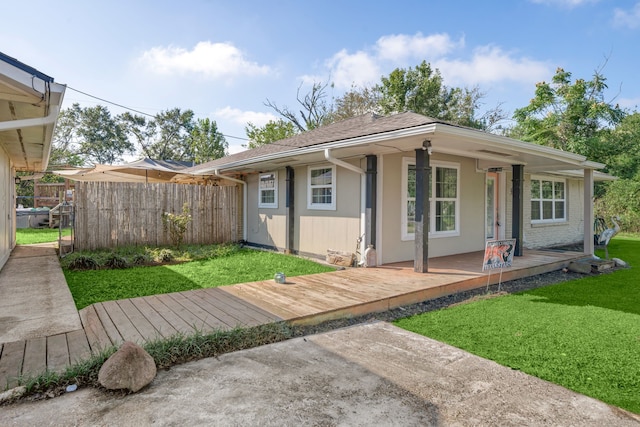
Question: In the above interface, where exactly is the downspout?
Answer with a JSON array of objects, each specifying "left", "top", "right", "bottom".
[
  {"left": 324, "top": 149, "right": 368, "bottom": 262},
  {"left": 213, "top": 170, "right": 247, "bottom": 242}
]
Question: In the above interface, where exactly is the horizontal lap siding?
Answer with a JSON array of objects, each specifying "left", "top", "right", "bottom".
[{"left": 74, "top": 182, "right": 239, "bottom": 250}]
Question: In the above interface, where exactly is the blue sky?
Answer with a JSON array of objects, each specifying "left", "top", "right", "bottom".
[{"left": 3, "top": 0, "right": 640, "bottom": 155}]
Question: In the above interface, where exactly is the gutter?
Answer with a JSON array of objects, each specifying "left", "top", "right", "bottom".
[
  {"left": 0, "top": 105, "right": 60, "bottom": 132},
  {"left": 324, "top": 149, "right": 365, "bottom": 175},
  {"left": 213, "top": 170, "right": 247, "bottom": 242}
]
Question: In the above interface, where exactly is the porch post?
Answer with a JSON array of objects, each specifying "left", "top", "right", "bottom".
[
  {"left": 583, "top": 168, "right": 594, "bottom": 255},
  {"left": 365, "top": 155, "right": 377, "bottom": 249},
  {"left": 512, "top": 165, "right": 524, "bottom": 256},
  {"left": 414, "top": 143, "right": 430, "bottom": 273},
  {"left": 285, "top": 166, "right": 295, "bottom": 254}
]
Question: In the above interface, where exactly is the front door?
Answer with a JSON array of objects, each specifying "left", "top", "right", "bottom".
[{"left": 486, "top": 172, "right": 500, "bottom": 240}]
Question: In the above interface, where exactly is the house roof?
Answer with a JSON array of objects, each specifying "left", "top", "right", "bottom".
[
  {"left": 184, "top": 112, "right": 607, "bottom": 178},
  {"left": 0, "top": 51, "right": 66, "bottom": 171}
]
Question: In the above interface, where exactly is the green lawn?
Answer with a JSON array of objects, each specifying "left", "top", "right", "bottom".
[
  {"left": 65, "top": 248, "right": 335, "bottom": 310},
  {"left": 16, "top": 228, "right": 71, "bottom": 245},
  {"left": 394, "top": 234, "right": 640, "bottom": 414}
]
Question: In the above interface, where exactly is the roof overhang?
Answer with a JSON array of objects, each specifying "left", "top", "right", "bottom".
[
  {"left": 192, "top": 121, "right": 604, "bottom": 177},
  {"left": 0, "top": 53, "right": 66, "bottom": 171}
]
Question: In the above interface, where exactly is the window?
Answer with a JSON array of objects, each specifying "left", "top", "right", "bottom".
[
  {"left": 530, "top": 177, "right": 565, "bottom": 222},
  {"left": 258, "top": 172, "right": 278, "bottom": 208},
  {"left": 308, "top": 165, "right": 336, "bottom": 210},
  {"left": 402, "top": 158, "right": 459, "bottom": 240}
]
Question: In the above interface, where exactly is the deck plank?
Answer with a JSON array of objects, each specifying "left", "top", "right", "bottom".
[
  {"left": 0, "top": 341, "right": 25, "bottom": 389},
  {"left": 200, "top": 288, "right": 280, "bottom": 325},
  {"left": 100, "top": 301, "right": 144, "bottom": 344},
  {"left": 66, "top": 329, "right": 91, "bottom": 364},
  {"left": 143, "top": 295, "right": 195, "bottom": 335},
  {"left": 78, "top": 305, "right": 113, "bottom": 352},
  {"left": 93, "top": 303, "right": 125, "bottom": 346},
  {"left": 203, "top": 288, "right": 283, "bottom": 323},
  {"left": 22, "top": 337, "right": 46, "bottom": 378},
  {"left": 169, "top": 292, "right": 231, "bottom": 331},
  {"left": 116, "top": 299, "right": 162, "bottom": 342},
  {"left": 154, "top": 293, "right": 209, "bottom": 333},
  {"left": 46, "top": 334, "right": 69, "bottom": 374},
  {"left": 180, "top": 291, "right": 244, "bottom": 328},
  {"left": 129, "top": 297, "right": 179, "bottom": 339}
]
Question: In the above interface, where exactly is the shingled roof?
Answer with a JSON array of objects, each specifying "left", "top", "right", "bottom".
[{"left": 185, "top": 112, "right": 440, "bottom": 174}]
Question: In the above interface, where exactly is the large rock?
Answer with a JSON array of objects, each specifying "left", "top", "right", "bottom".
[{"left": 98, "top": 341, "right": 157, "bottom": 392}]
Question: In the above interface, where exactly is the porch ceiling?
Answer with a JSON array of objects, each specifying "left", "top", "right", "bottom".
[{"left": 0, "top": 53, "right": 66, "bottom": 171}]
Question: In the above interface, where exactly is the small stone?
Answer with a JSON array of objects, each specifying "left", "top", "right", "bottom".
[
  {"left": 0, "top": 386, "right": 26, "bottom": 404},
  {"left": 98, "top": 341, "right": 156, "bottom": 392},
  {"left": 66, "top": 384, "right": 78, "bottom": 392},
  {"left": 612, "top": 258, "right": 628, "bottom": 268},
  {"left": 567, "top": 261, "right": 592, "bottom": 275}
]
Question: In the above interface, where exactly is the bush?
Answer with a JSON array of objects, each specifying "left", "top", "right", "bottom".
[
  {"left": 103, "top": 254, "right": 128, "bottom": 269},
  {"left": 596, "top": 179, "right": 640, "bottom": 233},
  {"left": 155, "top": 248, "right": 175, "bottom": 263},
  {"left": 162, "top": 203, "right": 192, "bottom": 248},
  {"left": 67, "top": 255, "right": 98, "bottom": 271}
]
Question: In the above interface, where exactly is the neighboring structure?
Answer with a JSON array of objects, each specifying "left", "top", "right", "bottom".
[
  {"left": 54, "top": 158, "right": 195, "bottom": 183},
  {"left": 0, "top": 52, "right": 66, "bottom": 270},
  {"left": 183, "top": 112, "right": 612, "bottom": 272}
]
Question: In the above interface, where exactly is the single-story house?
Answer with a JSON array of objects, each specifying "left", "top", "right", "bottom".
[
  {"left": 183, "top": 112, "right": 611, "bottom": 272},
  {"left": 0, "top": 52, "right": 66, "bottom": 270}
]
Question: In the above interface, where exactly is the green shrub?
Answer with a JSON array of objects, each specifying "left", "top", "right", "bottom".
[
  {"left": 103, "top": 254, "right": 128, "bottom": 269},
  {"left": 155, "top": 248, "right": 174, "bottom": 263},
  {"left": 67, "top": 255, "right": 98, "bottom": 271}
]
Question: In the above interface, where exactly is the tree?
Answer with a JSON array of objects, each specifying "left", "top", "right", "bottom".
[
  {"left": 245, "top": 119, "right": 297, "bottom": 149},
  {"left": 510, "top": 67, "right": 625, "bottom": 156},
  {"left": 75, "top": 105, "right": 134, "bottom": 165},
  {"left": 50, "top": 104, "right": 84, "bottom": 167},
  {"left": 376, "top": 61, "right": 499, "bottom": 129},
  {"left": 189, "top": 118, "right": 228, "bottom": 162},
  {"left": 329, "top": 84, "right": 380, "bottom": 122},
  {"left": 121, "top": 108, "right": 196, "bottom": 161},
  {"left": 265, "top": 81, "right": 332, "bottom": 132}
]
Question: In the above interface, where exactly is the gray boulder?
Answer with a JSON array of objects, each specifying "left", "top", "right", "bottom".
[{"left": 98, "top": 341, "right": 156, "bottom": 392}]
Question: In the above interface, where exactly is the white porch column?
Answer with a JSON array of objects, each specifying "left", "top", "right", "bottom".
[{"left": 583, "top": 169, "right": 594, "bottom": 255}]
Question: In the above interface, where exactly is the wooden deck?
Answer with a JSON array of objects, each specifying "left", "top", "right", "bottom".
[{"left": 0, "top": 249, "right": 586, "bottom": 389}]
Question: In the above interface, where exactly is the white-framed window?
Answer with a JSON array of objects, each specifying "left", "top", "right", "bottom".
[
  {"left": 258, "top": 172, "right": 278, "bottom": 208},
  {"left": 401, "top": 158, "right": 460, "bottom": 240},
  {"left": 308, "top": 165, "right": 336, "bottom": 210},
  {"left": 530, "top": 176, "right": 565, "bottom": 222}
]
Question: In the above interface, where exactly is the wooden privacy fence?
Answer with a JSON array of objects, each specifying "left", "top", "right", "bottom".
[{"left": 74, "top": 182, "right": 239, "bottom": 250}]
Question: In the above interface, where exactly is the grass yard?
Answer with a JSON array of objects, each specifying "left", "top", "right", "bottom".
[
  {"left": 16, "top": 228, "right": 71, "bottom": 245},
  {"left": 394, "top": 234, "right": 640, "bottom": 414},
  {"left": 64, "top": 247, "right": 335, "bottom": 310}
]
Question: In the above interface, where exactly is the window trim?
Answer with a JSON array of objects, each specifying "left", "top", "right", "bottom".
[
  {"left": 307, "top": 165, "right": 336, "bottom": 210},
  {"left": 530, "top": 175, "right": 566, "bottom": 223},
  {"left": 258, "top": 171, "right": 278, "bottom": 209},
  {"left": 401, "top": 157, "right": 460, "bottom": 241}
]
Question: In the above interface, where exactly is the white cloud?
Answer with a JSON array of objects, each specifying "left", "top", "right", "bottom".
[
  {"left": 325, "top": 49, "right": 381, "bottom": 90},
  {"left": 214, "top": 106, "right": 278, "bottom": 127},
  {"left": 529, "top": 0, "right": 599, "bottom": 8},
  {"left": 613, "top": 3, "right": 640, "bottom": 29},
  {"left": 138, "top": 41, "right": 272, "bottom": 79},
  {"left": 375, "top": 33, "right": 464, "bottom": 62},
  {"left": 435, "top": 45, "right": 551, "bottom": 86}
]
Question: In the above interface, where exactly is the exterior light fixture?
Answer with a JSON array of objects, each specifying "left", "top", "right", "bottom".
[{"left": 14, "top": 176, "right": 21, "bottom": 185}]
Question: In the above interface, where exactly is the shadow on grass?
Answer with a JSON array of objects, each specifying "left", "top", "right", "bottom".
[
  {"left": 521, "top": 236, "right": 639, "bottom": 316},
  {"left": 67, "top": 265, "right": 201, "bottom": 310}
]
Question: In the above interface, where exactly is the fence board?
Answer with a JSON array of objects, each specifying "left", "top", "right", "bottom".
[{"left": 74, "top": 182, "right": 238, "bottom": 250}]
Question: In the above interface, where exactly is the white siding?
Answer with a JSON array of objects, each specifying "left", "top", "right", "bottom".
[{"left": 0, "top": 146, "right": 14, "bottom": 270}]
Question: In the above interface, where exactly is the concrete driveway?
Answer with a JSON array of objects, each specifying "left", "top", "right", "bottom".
[{"left": 1, "top": 322, "right": 637, "bottom": 426}]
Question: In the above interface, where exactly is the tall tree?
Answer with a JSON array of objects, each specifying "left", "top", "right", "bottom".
[
  {"left": 265, "top": 81, "right": 332, "bottom": 132},
  {"left": 329, "top": 84, "right": 380, "bottom": 122},
  {"left": 510, "top": 67, "right": 625, "bottom": 156},
  {"left": 376, "top": 60, "right": 494, "bottom": 129},
  {"left": 75, "top": 105, "right": 133, "bottom": 165},
  {"left": 189, "top": 118, "right": 228, "bottom": 162},
  {"left": 49, "top": 104, "right": 84, "bottom": 167},
  {"left": 245, "top": 119, "right": 297, "bottom": 149},
  {"left": 121, "top": 108, "right": 196, "bottom": 161}
]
